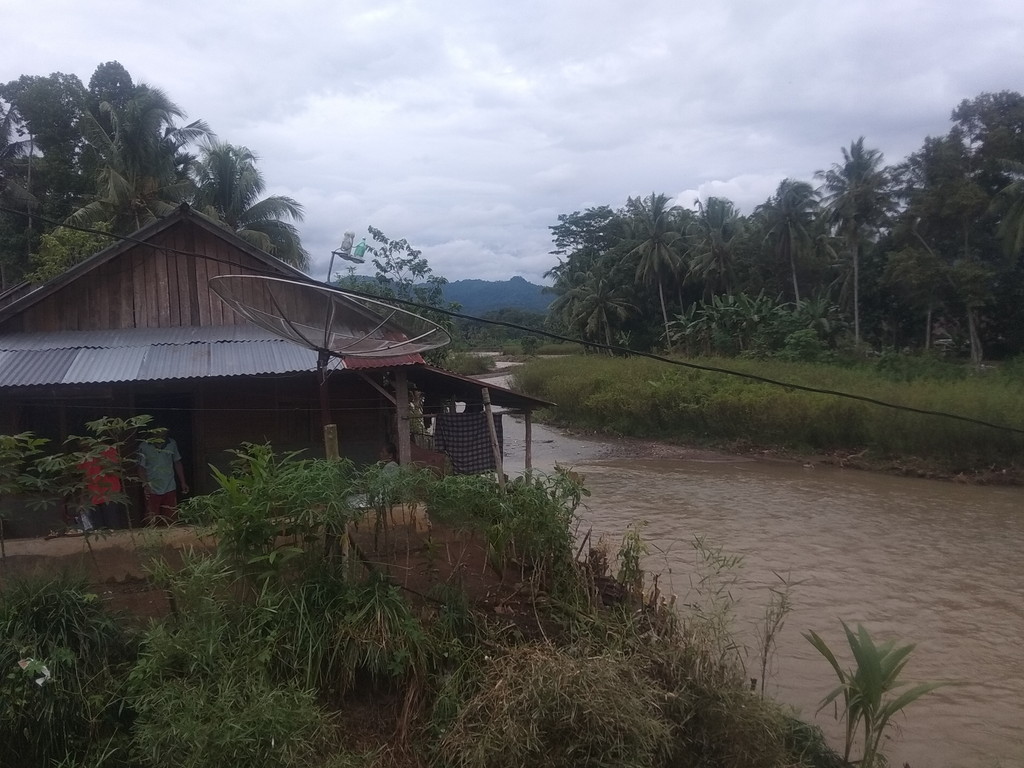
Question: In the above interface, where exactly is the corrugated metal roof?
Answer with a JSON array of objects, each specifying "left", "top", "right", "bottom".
[
  {"left": 342, "top": 354, "right": 424, "bottom": 369},
  {"left": 0, "top": 348, "right": 79, "bottom": 386},
  {"left": 0, "top": 327, "right": 327, "bottom": 387},
  {"left": 0, "top": 324, "right": 434, "bottom": 387},
  {"left": 64, "top": 346, "right": 147, "bottom": 383},
  {"left": 0, "top": 325, "right": 281, "bottom": 351}
]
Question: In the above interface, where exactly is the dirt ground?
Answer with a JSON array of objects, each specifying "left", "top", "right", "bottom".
[
  {"left": 0, "top": 527, "right": 211, "bottom": 620},
  {"left": 0, "top": 504, "right": 541, "bottom": 627}
]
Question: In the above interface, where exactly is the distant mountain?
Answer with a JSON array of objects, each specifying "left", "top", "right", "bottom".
[
  {"left": 334, "top": 274, "right": 552, "bottom": 316},
  {"left": 442, "top": 276, "right": 552, "bottom": 316}
]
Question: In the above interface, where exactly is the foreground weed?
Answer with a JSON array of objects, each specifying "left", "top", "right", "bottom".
[
  {"left": 131, "top": 557, "right": 328, "bottom": 768},
  {"left": 0, "top": 573, "right": 134, "bottom": 766},
  {"left": 804, "top": 621, "right": 951, "bottom": 767},
  {"left": 756, "top": 571, "right": 796, "bottom": 697},
  {"left": 438, "top": 644, "right": 672, "bottom": 768},
  {"left": 616, "top": 520, "right": 648, "bottom": 598}
]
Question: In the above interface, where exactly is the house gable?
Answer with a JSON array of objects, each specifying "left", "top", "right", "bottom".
[{"left": 0, "top": 207, "right": 307, "bottom": 334}]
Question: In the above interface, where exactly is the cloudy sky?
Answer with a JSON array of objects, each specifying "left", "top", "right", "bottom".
[{"left": 6, "top": 1, "right": 1024, "bottom": 283}]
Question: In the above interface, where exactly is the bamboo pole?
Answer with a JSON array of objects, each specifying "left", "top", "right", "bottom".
[
  {"left": 481, "top": 387, "right": 505, "bottom": 489},
  {"left": 395, "top": 369, "right": 412, "bottom": 465}
]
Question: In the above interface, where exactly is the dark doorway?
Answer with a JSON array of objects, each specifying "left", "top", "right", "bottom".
[{"left": 134, "top": 392, "right": 195, "bottom": 492}]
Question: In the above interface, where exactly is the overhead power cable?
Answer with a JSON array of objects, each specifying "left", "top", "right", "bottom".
[{"left": 3, "top": 205, "right": 1023, "bottom": 436}]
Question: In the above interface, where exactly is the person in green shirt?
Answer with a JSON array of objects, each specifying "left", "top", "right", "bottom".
[{"left": 137, "top": 428, "right": 189, "bottom": 525}]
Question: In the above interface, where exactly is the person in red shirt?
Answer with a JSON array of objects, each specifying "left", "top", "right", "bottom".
[{"left": 79, "top": 445, "right": 126, "bottom": 529}]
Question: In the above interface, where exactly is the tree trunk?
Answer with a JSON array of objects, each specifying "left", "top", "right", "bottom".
[
  {"left": 967, "top": 306, "right": 983, "bottom": 367},
  {"left": 658, "top": 279, "right": 670, "bottom": 350},
  {"left": 925, "top": 304, "right": 932, "bottom": 350},
  {"left": 852, "top": 241, "right": 860, "bottom": 346},
  {"left": 789, "top": 246, "right": 801, "bottom": 305}
]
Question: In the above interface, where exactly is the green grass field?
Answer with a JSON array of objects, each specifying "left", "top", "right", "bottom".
[{"left": 512, "top": 354, "right": 1024, "bottom": 473}]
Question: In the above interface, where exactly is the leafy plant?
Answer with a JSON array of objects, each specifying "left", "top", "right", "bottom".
[
  {"left": 0, "top": 431, "right": 50, "bottom": 560},
  {"left": 616, "top": 520, "right": 648, "bottom": 597},
  {"left": 804, "top": 621, "right": 950, "bottom": 767},
  {"left": 180, "top": 443, "right": 360, "bottom": 577},
  {"left": 0, "top": 573, "right": 134, "bottom": 766}
]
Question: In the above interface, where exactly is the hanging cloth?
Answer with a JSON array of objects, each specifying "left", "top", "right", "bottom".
[{"left": 434, "top": 412, "right": 503, "bottom": 474}]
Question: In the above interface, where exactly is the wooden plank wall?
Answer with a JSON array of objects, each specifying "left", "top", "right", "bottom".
[{"left": 8, "top": 221, "right": 292, "bottom": 332}]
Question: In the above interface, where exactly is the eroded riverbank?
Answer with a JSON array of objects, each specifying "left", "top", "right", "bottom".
[{"left": 497, "top": 410, "right": 1024, "bottom": 768}]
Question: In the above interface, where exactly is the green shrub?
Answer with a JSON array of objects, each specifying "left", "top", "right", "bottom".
[
  {"left": 426, "top": 470, "right": 586, "bottom": 589},
  {"left": 131, "top": 672, "right": 325, "bottom": 768},
  {"left": 779, "top": 329, "right": 831, "bottom": 363},
  {"left": 130, "top": 555, "right": 328, "bottom": 768},
  {"left": 331, "top": 573, "right": 435, "bottom": 691},
  {"left": 180, "top": 444, "right": 360, "bottom": 576},
  {"left": 445, "top": 351, "right": 495, "bottom": 376},
  {"left": 0, "top": 573, "right": 135, "bottom": 766},
  {"left": 520, "top": 335, "right": 540, "bottom": 356}
]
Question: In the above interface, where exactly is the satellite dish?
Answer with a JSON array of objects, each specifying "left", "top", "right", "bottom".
[{"left": 208, "top": 275, "right": 451, "bottom": 359}]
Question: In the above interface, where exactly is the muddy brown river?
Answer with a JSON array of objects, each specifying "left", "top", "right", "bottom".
[{"left": 498, "top": 411, "right": 1024, "bottom": 768}]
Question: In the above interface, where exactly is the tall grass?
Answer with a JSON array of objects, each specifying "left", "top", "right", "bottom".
[
  {"left": 132, "top": 552, "right": 330, "bottom": 768},
  {"left": 0, "top": 573, "right": 135, "bottom": 766},
  {"left": 438, "top": 644, "right": 673, "bottom": 768},
  {"left": 444, "top": 351, "right": 496, "bottom": 376},
  {"left": 513, "top": 354, "right": 1024, "bottom": 469}
]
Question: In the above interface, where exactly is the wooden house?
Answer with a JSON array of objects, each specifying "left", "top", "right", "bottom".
[{"left": 0, "top": 205, "right": 548, "bottom": 535}]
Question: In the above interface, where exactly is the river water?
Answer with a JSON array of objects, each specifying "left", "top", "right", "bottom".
[{"left": 495, "top": 409, "right": 1024, "bottom": 768}]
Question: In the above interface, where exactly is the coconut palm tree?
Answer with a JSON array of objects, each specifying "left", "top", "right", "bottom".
[
  {"left": 817, "top": 138, "right": 893, "bottom": 345},
  {"left": 192, "top": 141, "right": 309, "bottom": 270},
  {"left": 755, "top": 179, "right": 820, "bottom": 304},
  {"left": 70, "top": 85, "right": 211, "bottom": 233},
  {"left": 573, "top": 270, "right": 635, "bottom": 350},
  {"left": 688, "top": 196, "right": 742, "bottom": 298},
  {"left": 627, "top": 192, "right": 684, "bottom": 347}
]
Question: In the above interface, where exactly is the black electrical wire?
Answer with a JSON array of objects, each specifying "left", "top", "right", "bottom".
[{"left": 3, "top": 205, "right": 1023, "bottom": 436}]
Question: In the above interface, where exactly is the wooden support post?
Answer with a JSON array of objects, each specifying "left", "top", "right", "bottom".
[
  {"left": 317, "top": 351, "right": 339, "bottom": 460},
  {"left": 481, "top": 387, "right": 505, "bottom": 489},
  {"left": 395, "top": 369, "right": 412, "bottom": 466},
  {"left": 524, "top": 409, "right": 533, "bottom": 473},
  {"left": 323, "top": 424, "right": 339, "bottom": 460}
]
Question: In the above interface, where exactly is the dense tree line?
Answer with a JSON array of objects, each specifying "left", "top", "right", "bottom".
[
  {"left": 545, "top": 92, "right": 1024, "bottom": 361},
  {"left": 0, "top": 62, "right": 308, "bottom": 290}
]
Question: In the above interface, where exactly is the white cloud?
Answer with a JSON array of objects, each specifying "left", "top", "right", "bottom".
[{"left": 5, "top": 0, "right": 1024, "bottom": 283}]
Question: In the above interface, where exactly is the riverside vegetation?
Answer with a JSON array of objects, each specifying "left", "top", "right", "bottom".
[
  {"left": 511, "top": 354, "right": 1024, "bottom": 478},
  {"left": 0, "top": 442, "right": 946, "bottom": 768}
]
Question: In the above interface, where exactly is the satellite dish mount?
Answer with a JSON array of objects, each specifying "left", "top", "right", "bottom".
[{"left": 209, "top": 274, "right": 451, "bottom": 458}]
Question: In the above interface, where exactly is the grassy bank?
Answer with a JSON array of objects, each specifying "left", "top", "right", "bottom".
[
  {"left": 511, "top": 355, "right": 1024, "bottom": 476},
  {"left": 0, "top": 448, "right": 846, "bottom": 768}
]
